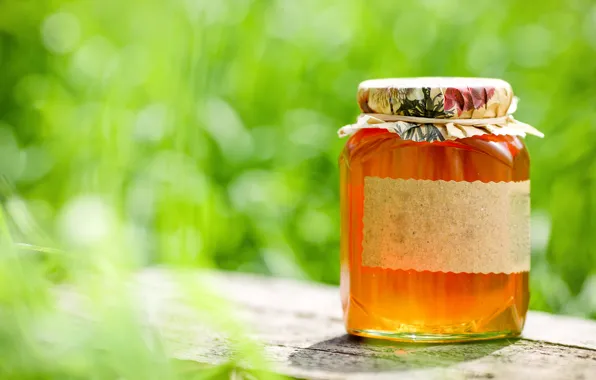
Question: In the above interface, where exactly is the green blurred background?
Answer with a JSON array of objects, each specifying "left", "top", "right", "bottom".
[
  {"left": 0, "top": 0, "right": 595, "bottom": 375},
  {"left": 2, "top": 0, "right": 596, "bottom": 313}
]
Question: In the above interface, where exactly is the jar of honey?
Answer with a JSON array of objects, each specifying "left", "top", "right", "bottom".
[{"left": 339, "top": 78, "right": 544, "bottom": 342}]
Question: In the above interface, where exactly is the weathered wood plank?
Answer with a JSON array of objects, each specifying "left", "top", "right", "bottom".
[
  {"left": 125, "top": 269, "right": 596, "bottom": 379},
  {"left": 523, "top": 312, "right": 596, "bottom": 350}
]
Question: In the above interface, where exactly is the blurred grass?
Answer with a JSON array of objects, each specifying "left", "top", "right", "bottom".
[{"left": 0, "top": 0, "right": 595, "bottom": 377}]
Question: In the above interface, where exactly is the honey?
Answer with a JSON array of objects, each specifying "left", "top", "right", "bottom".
[{"left": 338, "top": 78, "right": 542, "bottom": 342}]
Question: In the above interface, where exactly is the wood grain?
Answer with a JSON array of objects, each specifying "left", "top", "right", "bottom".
[{"left": 81, "top": 269, "right": 596, "bottom": 379}]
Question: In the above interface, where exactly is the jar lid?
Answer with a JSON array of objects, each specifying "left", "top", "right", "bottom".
[
  {"left": 357, "top": 77, "right": 513, "bottom": 119},
  {"left": 339, "top": 77, "right": 544, "bottom": 142}
]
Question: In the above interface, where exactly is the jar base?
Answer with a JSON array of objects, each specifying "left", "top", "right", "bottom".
[{"left": 347, "top": 328, "right": 520, "bottom": 343}]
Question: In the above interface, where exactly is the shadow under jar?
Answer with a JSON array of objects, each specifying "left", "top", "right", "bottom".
[{"left": 339, "top": 78, "right": 543, "bottom": 343}]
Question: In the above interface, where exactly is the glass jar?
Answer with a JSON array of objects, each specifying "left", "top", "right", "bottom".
[{"left": 339, "top": 78, "right": 543, "bottom": 343}]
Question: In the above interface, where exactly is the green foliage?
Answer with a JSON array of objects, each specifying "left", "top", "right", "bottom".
[{"left": 0, "top": 0, "right": 595, "bottom": 377}]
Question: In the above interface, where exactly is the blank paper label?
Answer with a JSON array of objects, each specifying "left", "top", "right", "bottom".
[{"left": 362, "top": 177, "right": 530, "bottom": 274}]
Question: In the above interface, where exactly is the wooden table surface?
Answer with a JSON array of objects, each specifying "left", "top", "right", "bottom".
[{"left": 122, "top": 269, "right": 596, "bottom": 379}]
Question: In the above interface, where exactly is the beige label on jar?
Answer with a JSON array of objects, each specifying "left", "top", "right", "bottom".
[{"left": 362, "top": 177, "right": 530, "bottom": 274}]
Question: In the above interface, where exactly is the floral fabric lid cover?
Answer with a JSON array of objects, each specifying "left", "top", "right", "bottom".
[{"left": 339, "top": 77, "right": 544, "bottom": 142}]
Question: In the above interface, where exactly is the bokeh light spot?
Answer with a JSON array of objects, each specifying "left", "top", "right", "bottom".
[
  {"left": 59, "top": 195, "right": 115, "bottom": 247},
  {"left": 41, "top": 12, "right": 81, "bottom": 54}
]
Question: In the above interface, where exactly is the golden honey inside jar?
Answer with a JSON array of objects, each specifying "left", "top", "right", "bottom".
[{"left": 339, "top": 77, "right": 544, "bottom": 343}]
